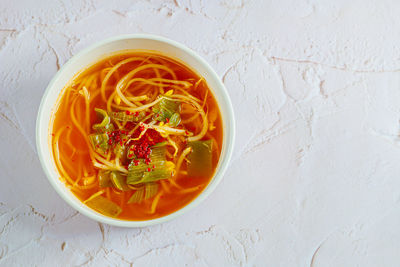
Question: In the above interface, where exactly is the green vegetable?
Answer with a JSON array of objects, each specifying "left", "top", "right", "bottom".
[
  {"left": 98, "top": 170, "right": 113, "bottom": 188},
  {"left": 187, "top": 140, "right": 213, "bottom": 177},
  {"left": 126, "top": 146, "right": 172, "bottom": 185},
  {"left": 152, "top": 98, "right": 181, "bottom": 122},
  {"left": 151, "top": 141, "right": 168, "bottom": 148},
  {"left": 114, "top": 139, "right": 128, "bottom": 165},
  {"left": 128, "top": 162, "right": 172, "bottom": 185},
  {"left": 114, "top": 143, "right": 125, "bottom": 158},
  {"left": 110, "top": 172, "right": 130, "bottom": 191},
  {"left": 98, "top": 170, "right": 129, "bottom": 191},
  {"left": 92, "top": 108, "right": 114, "bottom": 133},
  {"left": 169, "top": 112, "right": 181, "bottom": 127},
  {"left": 145, "top": 183, "right": 159, "bottom": 200},
  {"left": 126, "top": 159, "right": 148, "bottom": 185},
  {"left": 89, "top": 133, "right": 109, "bottom": 155},
  {"left": 109, "top": 111, "right": 145, "bottom": 122},
  {"left": 150, "top": 146, "right": 167, "bottom": 162},
  {"left": 85, "top": 195, "right": 122, "bottom": 217},
  {"left": 127, "top": 183, "right": 158, "bottom": 204},
  {"left": 142, "top": 168, "right": 171, "bottom": 183},
  {"left": 127, "top": 186, "right": 144, "bottom": 203}
]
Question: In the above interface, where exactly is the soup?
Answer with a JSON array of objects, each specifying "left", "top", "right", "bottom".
[{"left": 51, "top": 51, "right": 223, "bottom": 220}]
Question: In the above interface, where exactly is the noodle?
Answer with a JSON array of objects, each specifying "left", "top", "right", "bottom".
[
  {"left": 115, "top": 64, "right": 177, "bottom": 107},
  {"left": 173, "top": 147, "right": 192, "bottom": 181},
  {"left": 150, "top": 190, "right": 163, "bottom": 214},
  {"left": 101, "top": 57, "right": 147, "bottom": 101}
]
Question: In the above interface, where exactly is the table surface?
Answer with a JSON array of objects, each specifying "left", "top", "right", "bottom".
[{"left": 1, "top": 0, "right": 400, "bottom": 266}]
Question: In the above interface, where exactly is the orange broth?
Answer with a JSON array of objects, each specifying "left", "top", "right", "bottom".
[{"left": 51, "top": 51, "right": 223, "bottom": 220}]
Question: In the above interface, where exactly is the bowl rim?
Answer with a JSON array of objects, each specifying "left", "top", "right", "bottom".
[{"left": 36, "top": 33, "right": 235, "bottom": 227}]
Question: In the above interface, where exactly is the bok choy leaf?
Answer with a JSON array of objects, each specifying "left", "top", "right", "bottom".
[
  {"left": 127, "top": 186, "right": 144, "bottom": 203},
  {"left": 109, "top": 111, "right": 145, "bottom": 122},
  {"left": 126, "top": 159, "right": 148, "bottom": 185},
  {"left": 152, "top": 98, "right": 181, "bottom": 122},
  {"left": 187, "top": 140, "right": 213, "bottom": 177},
  {"left": 92, "top": 108, "right": 114, "bottom": 133},
  {"left": 85, "top": 195, "right": 122, "bottom": 217},
  {"left": 98, "top": 170, "right": 129, "bottom": 191},
  {"left": 110, "top": 171, "right": 130, "bottom": 191},
  {"left": 127, "top": 183, "right": 159, "bottom": 204},
  {"left": 89, "top": 133, "right": 109, "bottom": 155},
  {"left": 98, "top": 170, "right": 113, "bottom": 188},
  {"left": 168, "top": 112, "right": 181, "bottom": 127},
  {"left": 145, "top": 183, "right": 159, "bottom": 200},
  {"left": 126, "top": 145, "right": 173, "bottom": 185}
]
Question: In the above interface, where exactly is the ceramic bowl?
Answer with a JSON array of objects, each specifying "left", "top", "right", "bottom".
[{"left": 36, "top": 34, "right": 235, "bottom": 227}]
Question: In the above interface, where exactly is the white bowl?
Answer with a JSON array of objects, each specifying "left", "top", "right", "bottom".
[{"left": 36, "top": 34, "right": 235, "bottom": 227}]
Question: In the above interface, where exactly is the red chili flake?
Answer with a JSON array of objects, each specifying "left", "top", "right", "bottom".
[
  {"left": 124, "top": 122, "right": 135, "bottom": 131},
  {"left": 108, "top": 139, "right": 113, "bottom": 145},
  {"left": 185, "top": 131, "right": 189, "bottom": 135},
  {"left": 147, "top": 168, "right": 151, "bottom": 172},
  {"left": 152, "top": 165, "right": 155, "bottom": 169},
  {"left": 127, "top": 129, "right": 165, "bottom": 160},
  {"left": 134, "top": 112, "right": 139, "bottom": 117},
  {"left": 125, "top": 110, "right": 131, "bottom": 115},
  {"left": 51, "top": 133, "right": 55, "bottom": 136},
  {"left": 166, "top": 118, "right": 169, "bottom": 123},
  {"left": 134, "top": 161, "right": 139, "bottom": 166}
]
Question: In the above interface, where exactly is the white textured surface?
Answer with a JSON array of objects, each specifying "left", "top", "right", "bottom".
[{"left": 1, "top": 0, "right": 400, "bottom": 266}]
